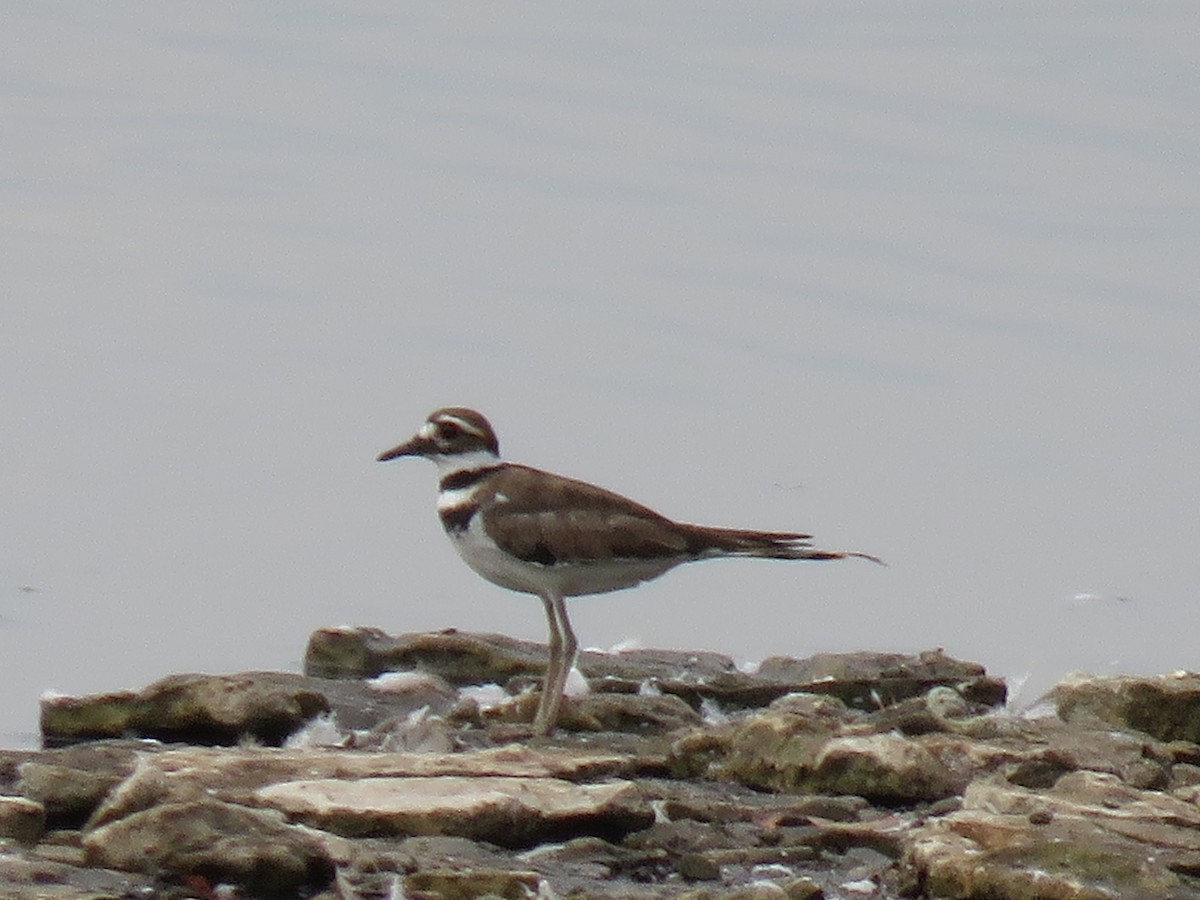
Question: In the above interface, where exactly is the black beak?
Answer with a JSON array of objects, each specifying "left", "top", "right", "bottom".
[{"left": 376, "top": 434, "right": 434, "bottom": 462}]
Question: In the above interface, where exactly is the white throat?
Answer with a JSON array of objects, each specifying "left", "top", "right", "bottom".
[{"left": 432, "top": 448, "right": 502, "bottom": 478}]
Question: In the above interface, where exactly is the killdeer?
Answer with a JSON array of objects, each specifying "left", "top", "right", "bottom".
[{"left": 378, "top": 407, "right": 881, "bottom": 735}]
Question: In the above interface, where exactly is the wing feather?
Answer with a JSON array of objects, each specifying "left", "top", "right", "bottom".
[{"left": 479, "top": 465, "right": 691, "bottom": 564}]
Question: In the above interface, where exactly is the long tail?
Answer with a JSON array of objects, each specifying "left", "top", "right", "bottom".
[{"left": 683, "top": 525, "right": 884, "bottom": 565}]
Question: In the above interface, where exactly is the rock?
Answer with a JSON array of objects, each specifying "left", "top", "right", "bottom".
[
  {"left": 783, "top": 877, "right": 825, "bottom": 899},
  {"left": 678, "top": 850, "right": 723, "bottom": 880},
  {"left": 353, "top": 707, "right": 456, "bottom": 752},
  {"left": 857, "top": 685, "right": 996, "bottom": 736},
  {"left": 405, "top": 867, "right": 544, "bottom": 899},
  {"left": 518, "top": 834, "right": 670, "bottom": 886},
  {"left": 900, "top": 771, "right": 1200, "bottom": 899},
  {"left": 256, "top": 775, "right": 652, "bottom": 847},
  {"left": 14, "top": 740, "right": 149, "bottom": 827},
  {"left": 37, "top": 689, "right": 139, "bottom": 747},
  {"left": 40, "top": 669, "right": 469, "bottom": 748},
  {"left": 557, "top": 692, "right": 704, "bottom": 734},
  {"left": 85, "top": 742, "right": 646, "bottom": 829},
  {"left": 305, "top": 626, "right": 548, "bottom": 683},
  {"left": 990, "top": 768, "right": 1200, "bottom": 838},
  {"left": 304, "top": 628, "right": 1002, "bottom": 715},
  {"left": 766, "top": 693, "right": 852, "bottom": 717},
  {"left": 340, "top": 834, "right": 541, "bottom": 899},
  {"left": 16, "top": 763, "right": 124, "bottom": 829},
  {"left": 717, "top": 883, "right": 790, "bottom": 899},
  {"left": 16, "top": 632, "right": 1200, "bottom": 899},
  {"left": 755, "top": 648, "right": 1003, "bottom": 709},
  {"left": 468, "top": 685, "right": 705, "bottom": 736},
  {"left": 924, "top": 685, "right": 974, "bottom": 719},
  {"left": 636, "top": 775, "right": 870, "bottom": 827},
  {"left": 41, "top": 672, "right": 329, "bottom": 746},
  {"left": 624, "top": 818, "right": 773, "bottom": 857},
  {"left": 0, "top": 843, "right": 159, "bottom": 899},
  {"left": 572, "top": 646, "right": 772, "bottom": 709},
  {"left": 979, "top": 715, "right": 1169, "bottom": 787},
  {"left": 904, "top": 808, "right": 1196, "bottom": 899},
  {"left": 131, "top": 672, "right": 331, "bottom": 745},
  {"left": 1054, "top": 671, "right": 1200, "bottom": 743},
  {"left": 809, "top": 734, "right": 960, "bottom": 803},
  {"left": 688, "top": 691, "right": 1179, "bottom": 811},
  {"left": 315, "top": 668, "right": 461, "bottom": 733},
  {"left": 82, "top": 798, "right": 336, "bottom": 898},
  {"left": 37, "top": 633, "right": 998, "bottom": 752},
  {"left": 704, "top": 707, "right": 845, "bottom": 794},
  {"left": 1170, "top": 762, "right": 1200, "bottom": 790},
  {"left": 0, "top": 795, "right": 44, "bottom": 843}
]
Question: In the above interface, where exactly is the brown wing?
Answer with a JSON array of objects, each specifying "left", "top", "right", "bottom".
[{"left": 478, "top": 465, "right": 693, "bottom": 565}]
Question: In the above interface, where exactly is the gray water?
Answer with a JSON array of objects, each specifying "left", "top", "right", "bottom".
[{"left": 3, "top": 5, "right": 1198, "bottom": 748}]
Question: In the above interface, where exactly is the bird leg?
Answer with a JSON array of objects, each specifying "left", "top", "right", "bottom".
[
  {"left": 533, "top": 592, "right": 562, "bottom": 735},
  {"left": 533, "top": 592, "right": 577, "bottom": 735}
]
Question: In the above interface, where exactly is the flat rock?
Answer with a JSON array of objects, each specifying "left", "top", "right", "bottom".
[
  {"left": 716, "top": 716, "right": 961, "bottom": 803},
  {"left": 0, "top": 844, "right": 159, "bottom": 900},
  {"left": 14, "top": 740, "right": 155, "bottom": 828},
  {"left": 756, "top": 648, "right": 1004, "bottom": 709},
  {"left": 809, "top": 734, "right": 960, "bottom": 803},
  {"left": 698, "top": 706, "right": 845, "bottom": 794},
  {"left": 305, "top": 627, "right": 548, "bottom": 683},
  {"left": 975, "top": 770, "right": 1200, "bottom": 843},
  {"left": 911, "top": 768, "right": 1200, "bottom": 896},
  {"left": 42, "top": 672, "right": 329, "bottom": 746},
  {"left": 404, "top": 867, "right": 544, "bottom": 899},
  {"left": 14, "top": 633, "right": 1200, "bottom": 899},
  {"left": 902, "top": 771, "right": 1200, "bottom": 899},
  {"left": 0, "top": 796, "right": 44, "bottom": 844},
  {"left": 16, "top": 764, "right": 121, "bottom": 832},
  {"left": 82, "top": 798, "right": 336, "bottom": 899},
  {"left": 87, "top": 743, "right": 643, "bottom": 828},
  {"left": 1054, "top": 671, "right": 1200, "bottom": 744},
  {"left": 303, "top": 628, "right": 1003, "bottom": 714},
  {"left": 41, "top": 669, "right": 461, "bottom": 748},
  {"left": 257, "top": 775, "right": 652, "bottom": 847},
  {"left": 551, "top": 692, "right": 704, "bottom": 734}
]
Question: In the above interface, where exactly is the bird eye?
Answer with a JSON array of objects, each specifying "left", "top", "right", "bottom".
[{"left": 436, "top": 421, "right": 461, "bottom": 440}]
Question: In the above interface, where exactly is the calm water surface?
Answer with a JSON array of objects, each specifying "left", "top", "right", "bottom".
[{"left": 2, "top": 5, "right": 1198, "bottom": 747}]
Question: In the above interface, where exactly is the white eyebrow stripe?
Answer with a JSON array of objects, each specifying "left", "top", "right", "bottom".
[{"left": 434, "top": 413, "right": 487, "bottom": 437}]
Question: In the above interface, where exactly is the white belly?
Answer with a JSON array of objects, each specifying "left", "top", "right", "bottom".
[{"left": 447, "top": 515, "right": 684, "bottom": 598}]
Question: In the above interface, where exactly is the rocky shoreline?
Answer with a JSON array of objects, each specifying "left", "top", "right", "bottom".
[{"left": 4, "top": 628, "right": 1200, "bottom": 898}]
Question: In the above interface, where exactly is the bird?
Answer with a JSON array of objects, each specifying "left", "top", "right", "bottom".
[{"left": 377, "top": 407, "right": 881, "bottom": 735}]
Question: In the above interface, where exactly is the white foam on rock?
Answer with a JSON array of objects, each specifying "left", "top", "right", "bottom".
[
  {"left": 564, "top": 667, "right": 591, "bottom": 697},
  {"left": 458, "top": 683, "right": 509, "bottom": 710},
  {"left": 368, "top": 671, "right": 439, "bottom": 692}
]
